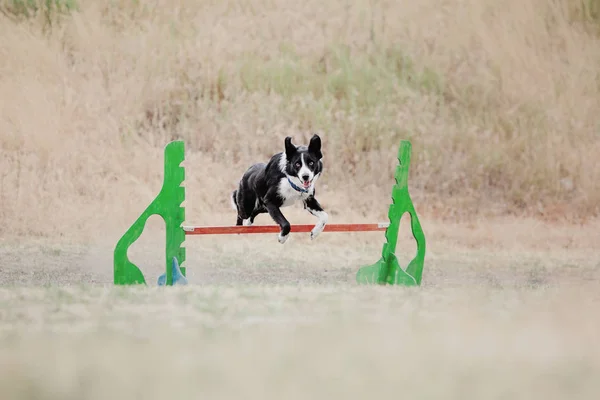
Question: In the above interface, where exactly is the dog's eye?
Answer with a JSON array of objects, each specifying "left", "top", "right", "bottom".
[
  {"left": 308, "top": 161, "right": 314, "bottom": 167},
  {"left": 295, "top": 162, "right": 301, "bottom": 168}
]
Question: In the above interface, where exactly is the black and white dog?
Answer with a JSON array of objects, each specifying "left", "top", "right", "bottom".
[{"left": 231, "top": 134, "right": 328, "bottom": 244}]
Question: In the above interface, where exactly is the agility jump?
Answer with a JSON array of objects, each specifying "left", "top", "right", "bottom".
[{"left": 113, "top": 140, "right": 426, "bottom": 286}]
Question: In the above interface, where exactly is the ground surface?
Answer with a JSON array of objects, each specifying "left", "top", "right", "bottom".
[{"left": 1, "top": 217, "right": 599, "bottom": 399}]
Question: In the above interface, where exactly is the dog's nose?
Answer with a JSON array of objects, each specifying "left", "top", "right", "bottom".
[{"left": 302, "top": 174, "right": 310, "bottom": 182}]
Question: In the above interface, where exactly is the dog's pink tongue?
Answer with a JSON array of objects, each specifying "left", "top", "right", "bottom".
[{"left": 303, "top": 181, "right": 310, "bottom": 188}]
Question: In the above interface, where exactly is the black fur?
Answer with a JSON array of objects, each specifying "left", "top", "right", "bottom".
[{"left": 232, "top": 134, "right": 328, "bottom": 243}]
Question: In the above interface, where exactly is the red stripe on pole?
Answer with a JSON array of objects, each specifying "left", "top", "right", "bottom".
[{"left": 183, "top": 223, "right": 389, "bottom": 235}]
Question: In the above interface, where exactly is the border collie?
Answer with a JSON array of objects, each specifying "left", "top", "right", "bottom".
[{"left": 231, "top": 134, "right": 328, "bottom": 244}]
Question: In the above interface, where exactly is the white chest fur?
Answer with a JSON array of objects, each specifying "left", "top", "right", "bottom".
[{"left": 278, "top": 177, "right": 313, "bottom": 207}]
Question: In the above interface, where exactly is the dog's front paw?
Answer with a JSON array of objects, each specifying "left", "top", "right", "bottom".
[
  {"left": 278, "top": 233, "right": 289, "bottom": 244},
  {"left": 310, "top": 224, "right": 325, "bottom": 240},
  {"left": 310, "top": 211, "right": 328, "bottom": 240}
]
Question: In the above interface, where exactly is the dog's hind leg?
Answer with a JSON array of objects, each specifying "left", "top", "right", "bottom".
[
  {"left": 247, "top": 206, "right": 266, "bottom": 226},
  {"left": 304, "top": 196, "right": 328, "bottom": 240},
  {"left": 238, "top": 191, "right": 259, "bottom": 227},
  {"left": 232, "top": 190, "right": 245, "bottom": 226}
]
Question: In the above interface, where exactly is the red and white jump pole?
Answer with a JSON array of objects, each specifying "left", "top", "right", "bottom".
[{"left": 182, "top": 223, "right": 390, "bottom": 235}]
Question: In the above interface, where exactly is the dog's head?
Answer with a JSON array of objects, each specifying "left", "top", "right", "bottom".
[{"left": 282, "top": 134, "right": 323, "bottom": 190}]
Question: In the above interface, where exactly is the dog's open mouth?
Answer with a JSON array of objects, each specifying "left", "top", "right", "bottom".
[{"left": 302, "top": 180, "right": 311, "bottom": 189}]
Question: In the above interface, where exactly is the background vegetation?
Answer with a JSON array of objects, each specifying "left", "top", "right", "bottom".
[{"left": 1, "top": 0, "right": 599, "bottom": 237}]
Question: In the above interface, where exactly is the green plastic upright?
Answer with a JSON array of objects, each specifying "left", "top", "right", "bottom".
[
  {"left": 356, "top": 141, "right": 426, "bottom": 286},
  {"left": 113, "top": 141, "right": 186, "bottom": 285}
]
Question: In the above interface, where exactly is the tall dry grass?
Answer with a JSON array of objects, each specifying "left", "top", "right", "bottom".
[{"left": 1, "top": 0, "right": 599, "bottom": 237}]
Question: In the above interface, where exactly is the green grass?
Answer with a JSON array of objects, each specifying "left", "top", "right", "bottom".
[
  {"left": 1, "top": 0, "right": 77, "bottom": 18},
  {"left": 237, "top": 44, "right": 444, "bottom": 110}
]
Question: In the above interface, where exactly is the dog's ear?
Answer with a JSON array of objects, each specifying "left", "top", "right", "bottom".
[
  {"left": 284, "top": 136, "right": 297, "bottom": 159},
  {"left": 308, "top": 134, "right": 322, "bottom": 159}
]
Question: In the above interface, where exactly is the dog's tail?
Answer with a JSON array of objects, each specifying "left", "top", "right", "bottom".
[{"left": 230, "top": 190, "right": 238, "bottom": 211}]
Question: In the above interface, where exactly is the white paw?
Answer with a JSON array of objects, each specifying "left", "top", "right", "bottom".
[
  {"left": 310, "top": 223, "right": 325, "bottom": 240},
  {"left": 278, "top": 233, "right": 289, "bottom": 244},
  {"left": 310, "top": 211, "right": 328, "bottom": 240},
  {"left": 243, "top": 219, "right": 253, "bottom": 226}
]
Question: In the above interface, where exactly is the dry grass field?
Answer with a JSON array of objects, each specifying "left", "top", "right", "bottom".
[
  {"left": 1, "top": 217, "right": 600, "bottom": 399},
  {"left": 1, "top": 0, "right": 600, "bottom": 399}
]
